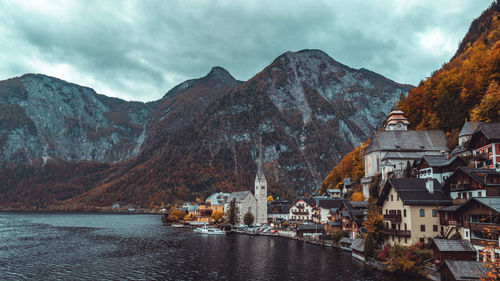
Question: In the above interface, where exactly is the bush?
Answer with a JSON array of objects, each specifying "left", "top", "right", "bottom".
[
  {"left": 243, "top": 211, "right": 255, "bottom": 226},
  {"left": 365, "top": 235, "right": 376, "bottom": 258},
  {"left": 332, "top": 230, "right": 344, "bottom": 244}
]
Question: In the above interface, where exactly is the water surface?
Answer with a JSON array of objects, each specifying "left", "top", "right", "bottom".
[{"left": 0, "top": 213, "right": 425, "bottom": 280}]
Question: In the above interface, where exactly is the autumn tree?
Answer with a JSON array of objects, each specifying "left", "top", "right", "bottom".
[
  {"left": 351, "top": 192, "right": 364, "bottom": 201},
  {"left": 243, "top": 211, "right": 255, "bottom": 226},
  {"left": 211, "top": 211, "right": 223, "bottom": 223}
]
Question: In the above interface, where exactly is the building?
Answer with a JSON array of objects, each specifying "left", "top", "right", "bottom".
[
  {"left": 224, "top": 191, "right": 257, "bottom": 225},
  {"left": 442, "top": 167, "right": 500, "bottom": 204},
  {"left": 351, "top": 238, "right": 366, "bottom": 261},
  {"left": 267, "top": 200, "right": 291, "bottom": 226},
  {"left": 451, "top": 119, "right": 482, "bottom": 156},
  {"left": 469, "top": 123, "right": 500, "bottom": 169},
  {"left": 361, "top": 109, "right": 448, "bottom": 197},
  {"left": 437, "top": 260, "right": 487, "bottom": 281},
  {"left": 383, "top": 107, "right": 410, "bottom": 131},
  {"left": 377, "top": 178, "right": 451, "bottom": 245},
  {"left": 338, "top": 201, "right": 367, "bottom": 239},
  {"left": 414, "top": 155, "right": 467, "bottom": 183},
  {"left": 325, "top": 188, "right": 342, "bottom": 198},
  {"left": 289, "top": 198, "right": 316, "bottom": 222},
  {"left": 296, "top": 224, "right": 325, "bottom": 237},
  {"left": 315, "top": 199, "right": 344, "bottom": 224},
  {"left": 206, "top": 192, "right": 230, "bottom": 214},
  {"left": 432, "top": 239, "right": 477, "bottom": 266},
  {"left": 254, "top": 137, "right": 268, "bottom": 225}
]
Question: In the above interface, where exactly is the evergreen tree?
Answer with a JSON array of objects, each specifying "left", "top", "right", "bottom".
[
  {"left": 365, "top": 234, "right": 376, "bottom": 258},
  {"left": 227, "top": 198, "right": 239, "bottom": 225},
  {"left": 403, "top": 160, "right": 413, "bottom": 178}
]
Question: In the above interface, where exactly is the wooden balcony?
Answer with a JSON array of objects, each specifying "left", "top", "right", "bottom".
[
  {"left": 470, "top": 238, "right": 500, "bottom": 247},
  {"left": 383, "top": 213, "right": 402, "bottom": 223},
  {"left": 292, "top": 211, "right": 309, "bottom": 216},
  {"left": 452, "top": 198, "right": 468, "bottom": 204},
  {"left": 382, "top": 229, "right": 411, "bottom": 237}
]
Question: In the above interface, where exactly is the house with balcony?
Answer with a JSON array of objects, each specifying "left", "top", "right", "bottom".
[
  {"left": 289, "top": 198, "right": 315, "bottom": 222},
  {"left": 338, "top": 201, "right": 367, "bottom": 239},
  {"left": 442, "top": 167, "right": 500, "bottom": 204},
  {"left": 267, "top": 200, "right": 291, "bottom": 226},
  {"left": 315, "top": 199, "right": 344, "bottom": 224},
  {"left": 414, "top": 154, "right": 467, "bottom": 183},
  {"left": 469, "top": 122, "right": 500, "bottom": 169},
  {"left": 377, "top": 178, "right": 451, "bottom": 246}
]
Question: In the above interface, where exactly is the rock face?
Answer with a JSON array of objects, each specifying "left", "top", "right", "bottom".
[
  {"left": 0, "top": 50, "right": 413, "bottom": 208},
  {"left": 0, "top": 74, "right": 157, "bottom": 165}
]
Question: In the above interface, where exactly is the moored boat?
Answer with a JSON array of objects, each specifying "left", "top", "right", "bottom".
[{"left": 193, "top": 225, "right": 226, "bottom": 235}]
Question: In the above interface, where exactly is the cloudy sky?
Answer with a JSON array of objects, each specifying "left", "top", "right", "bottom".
[{"left": 0, "top": 0, "right": 493, "bottom": 102}]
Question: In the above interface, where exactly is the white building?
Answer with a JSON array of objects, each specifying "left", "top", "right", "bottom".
[
  {"left": 224, "top": 191, "right": 257, "bottom": 225},
  {"left": 289, "top": 198, "right": 315, "bottom": 222},
  {"left": 254, "top": 137, "right": 268, "bottom": 225}
]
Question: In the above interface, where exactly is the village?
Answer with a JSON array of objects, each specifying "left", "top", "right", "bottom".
[{"left": 162, "top": 108, "right": 500, "bottom": 281}]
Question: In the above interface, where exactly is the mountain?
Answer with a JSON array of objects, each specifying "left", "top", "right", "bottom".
[
  {"left": 321, "top": 1, "right": 500, "bottom": 193},
  {"left": 0, "top": 74, "right": 157, "bottom": 165},
  {"left": 59, "top": 49, "right": 412, "bottom": 209},
  {"left": 398, "top": 1, "right": 500, "bottom": 145}
]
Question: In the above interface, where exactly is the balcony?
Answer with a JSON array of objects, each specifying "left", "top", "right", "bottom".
[
  {"left": 450, "top": 184, "right": 470, "bottom": 191},
  {"left": 383, "top": 213, "right": 402, "bottom": 223},
  {"left": 292, "top": 211, "right": 309, "bottom": 216},
  {"left": 470, "top": 238, "right": 500, "bottom": 247},
  {"left": 382, "top": 229, "right": 411, "bottom": 237},
  {"left": 452, "top": 198, "right": 468, "bottom": 204}
]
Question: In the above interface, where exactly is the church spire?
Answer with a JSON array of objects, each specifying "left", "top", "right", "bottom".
[{"left": 256, "top": 137, "right": 265, "bottom": 180}]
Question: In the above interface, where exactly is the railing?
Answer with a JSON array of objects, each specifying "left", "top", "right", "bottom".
[
  {"left": 292, "top": 211, "right": 309, "bottom": 216},
  {"left": 382, "top": 229, "right": 411, "bottom": 237},
  {"left": 470, "top": 238, "right": 500, "bottom": 247},
  {"left": 452, "top": 198, "right": 468, "bottom": 204},
  {"left": 383, "top": 213, "right": 402, "bottom": 223},
  {"left": 450, "top": 184, "right": 470, "bottom": 191}
]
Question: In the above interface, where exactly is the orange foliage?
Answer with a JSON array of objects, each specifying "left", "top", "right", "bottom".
[{"left": 351, "top": 192, "right": 364, "bottom": 201}]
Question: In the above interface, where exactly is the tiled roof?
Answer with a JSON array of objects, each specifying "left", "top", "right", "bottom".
[
  {"left": 433, "top": 239, "right": 476, "bottom": 252},
  {"left": 474, "top": 122, "right": 500, "bottom": 141},
  {"left": 459, "top": 121, "right": 482, "bottom": 137},
  {"left": 419, "top": 154, "right": 463, "bottom": 168},
  {"left": 349, "top": 201, "right": 368, "bottom": 209},
  {"left": 378, "top": 178, "right": 452, "bottom": 206},
  {"left": 442, "top": 260, "right": 487, "bottom": 280},
  {"left": 206, "top": 192, "right": 231, "bottom": 205},
  {"left": 227, "top": 191, "right": 253, "bottom": 203},
  {"left": 382, "top": 151, "right": 434, "bottom": 161},
  {"left": 351, "top": 238, "right": 365, "bottom": 252},
  {"left": 366, "top": 130, "right": 448, "bottom": 154},
  {"left": 317, "top": 199, "right": 344, "bottom": 209},
  {"left": 294, "top": 197, "right": 316, "bottom": 207},
  {"left": 473, "top": 197, "right": 500, "bottom": 212},
  {"left": 447, "top": 167, "right": 500, "bottom": 188}
]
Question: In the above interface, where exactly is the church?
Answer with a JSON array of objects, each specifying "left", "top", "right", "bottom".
[{"left": 223, "top": 137, "right": 268, "bottom": 225}]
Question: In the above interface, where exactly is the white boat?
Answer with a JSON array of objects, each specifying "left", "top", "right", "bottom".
[
  {"left": 171, "top": 224, "right": 184, "bottom": 228},
  {"left": 193, "top": 225, "right": 226, "bottom": 235}
]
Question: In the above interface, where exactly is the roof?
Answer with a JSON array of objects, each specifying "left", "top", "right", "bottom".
[
  {"left": 317, "top": 199, "right": 344, "bottom": 209},
  {"left": 473, "top": 122, "right": 500, "bottom": 141},
  {"left": 327, "top": 221, "right": 342, "bottom": 226},
  {"left": 382, "top": 151, "right": 434, "bottom": 161},
  {"left": 441, "top": 261, "right": 487, "bottom": 280},
  {"left": 297, "top": 224, "right": 325, "bottom": 231},
  {"left": 227, "top": 191, "right": 253, "bottom": 203},
  {"left": 473, "top": 197, "right": 500, "bottom": 212},
  {"left": 349, "top": 201, "right": 368, "bottom": 209},
  {"left": 443, "top": 167, "right": 500, "bottom": 190},
  {"left": 351, "top": 238, "right": 365, "bottom": 252},
  {"left": 206, "top": 192, "right": 231, "bottom": 205},
  {"left": 267, "top": 203, "right": 291, "bottom": 214},
  {"left": 366, "top": 130, "right": 448, "bottom": 154},
  {"left": 418, "top": 154, "right": 464, "bottom": 168},
  {"left": 432, "top": 239, "right": 476, "bottom": 252},
  {"left": 377, "top": 178, "right": 451, "bottom": 206},
  {"left": 459, "top": 120, "right": 482, "bottom": 137},
  {"left": 327, "top": 189, "right": 341, "bottom": 193},
  {"left": 438, "top": 205, "right": 462, "bottom": 212},
  {"left": 293, "top": 197, "right": 316, "bottom": 208}
]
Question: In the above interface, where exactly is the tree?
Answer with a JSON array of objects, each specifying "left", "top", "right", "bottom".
[
  {"left": 403, "top": 160, "right": 413, "bottom": 178},
  {"left": 351, "top": 192, "right": 364, "bottom": 201},
  {"left": 369, "top": 173, "right": 382, "bottom": 200},
  {"left": 227, "top": 198, "right": 239, "bottom": 225},
  {"left": 365, "top": 234, "right": 376, "bottom": 258},
  {"left": 331, "top": 230, "right": 344, "bottom": 244},
  {"left": 267, "top": 195, "right": 274, "bottom": 202},
  {"left": 243, "top": 211, "right": 255, "bottom": 226}
]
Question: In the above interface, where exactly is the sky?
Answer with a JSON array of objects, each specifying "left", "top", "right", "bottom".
[{"left": 0, "top": 0, "right": 494, "bottom": 102}]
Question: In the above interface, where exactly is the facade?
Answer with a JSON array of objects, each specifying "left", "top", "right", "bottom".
[
  {"left": 432, "top": 239, "right": 477, "bottom": 266},
  {"left": 254, "top": 137, "right": 268, "bottom": 225},
  {"left": 224, "top": 191, "right": 257, "bottom": 225},
  {"left": 437, "top": 260, "right": 487, "bottom": 281},
  {"left": 325, "top": 189, "right": 342, "bottom": 198},
  {"left": 414, "top": 155, "right": 466, "bottom": 183},
  {"left": 383, "top": 107, "right": 410, "bottom": 131},
  {"left": 451, "top": 119, "right": 482, "bottom": 156},
  {"left": 442, "top": 167, "right": 500, "bottom": 204},
  {"left": 289, "top": 198, "right": 315, "bottom": 222},
  {"left": 377, "top": 178, "right": 451, "bottom": 246},
  {"left": 339, "top": 201, "right": 367, "bottom": 239},
  {"left": 267, "top": 200, "right": 291, "bottom": 225},
  {"left": 469, "top": 123, "right": 500, "bottom": 169},
  {"left": 206, "top": 192, "right": 230, "bottom": 214},
  {"left": 315, "top": 199, "right": 344, "bottom": 224}
]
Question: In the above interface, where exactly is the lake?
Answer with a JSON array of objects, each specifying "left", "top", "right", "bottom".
[{"left": 0, "top": 213, "right": 426, "bottom": 280}]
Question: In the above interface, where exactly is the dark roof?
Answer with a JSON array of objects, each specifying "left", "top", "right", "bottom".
[
  {"left": 382, "top": 151, "right": 435, "bottom": 161},
  {"left": 297, "top": 224, "right": 325, "bottom": 231},
  {"left": 327, "top": 221, "right": 342, "bottom": 226},
  {"left": 441, "top": 261, "right": 487, "bottom": 280},
  {"left": 432, "top": 239, "right": 476, "bottom": 252},
  {"left": 474, "top": 122, "right": 500, "bottom": 140},
  {"left": 438, "top": 205, "right": 462, "bottom": 212},
  {"left": 377, "top": 178, "right": 451, "bottom": 206},
  {"left": 443, "top": 167, "right": 500, "bottom": 191},
  {"left": 349, "top": 201, "right": 368, "bottom": 209},
  {"left": 459, "top": 121, "right": 482, "bottom": 137},
  {"left": 418, "top": 154, "right": 465, "bottom": 168},
  {"left": 351, "top": 238, "right": 365, "bottom": 252},
  {"left": 293, "top": 197, "right": 316, "bottom": 208},
  {"left": 473, "top": 197, "right": 500, "bottom": 212},
  {"left": 317, "top": 199, "right": 344, "bottom": 209},
  {"left": 366, "top": 130, "right": 448, "bottom": 154},
  {"left": 267, "top": 203, "right": 291, "bottom": 214}
]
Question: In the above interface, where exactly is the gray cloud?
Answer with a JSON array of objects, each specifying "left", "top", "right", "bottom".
[{"left": 0, "top": 0, "right": 493, "bottom": 102}]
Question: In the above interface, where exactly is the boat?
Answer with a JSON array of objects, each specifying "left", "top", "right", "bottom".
[
  {"left": 171, "top": 224, "right": 184, "bottom": 228},
  {"left": 193, "top": 224, "right": 226, "bottom": 235}
]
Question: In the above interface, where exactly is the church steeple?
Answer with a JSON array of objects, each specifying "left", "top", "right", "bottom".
[{"left": 256, "top": 137, "right": 266, "bottom": 181}]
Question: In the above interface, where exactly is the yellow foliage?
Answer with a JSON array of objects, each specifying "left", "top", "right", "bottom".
[
  {"left": 351, "top": 192, "right": 364, "bottom": 201},
  {"left": 267, "top": 195, "right": 274, "bottom": 202}
]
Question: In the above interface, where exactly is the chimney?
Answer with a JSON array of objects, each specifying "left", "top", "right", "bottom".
[{"left": 426, "top": 177, "right": 434, "bottom": 194}]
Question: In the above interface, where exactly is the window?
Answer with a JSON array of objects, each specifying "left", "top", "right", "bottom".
[
  {"left": 420, "top": 225, "right": 426, "bottom": 232},
  {"left": 478, "top": 191, "right": 482, "bottom": 197},
  {"left": 468, "top": 192, "right": 473, "bottom": 199},
  {"left": 404, "top": 223, "right": 407, "bottom": 231},
  {"left": 419, "top": 238, "right": 425, "bottom": 244},
  {"left": 488, "top": 147, "right": 492, "bottom": 153},
  {"left": 403, "top": 209, "right": 406, "bottom": 217},
  {"left": 391, "top": 195, "right": 393, "bottom": 201},
  {"left": 248, "top": 207, "right": 251, "bottom": 212},
  {"left": 397, "top": 195, "right": 399, "bottom": 201},
  {"left": 433, "top": 225, "right": 438, "bottom": 232},
  {"left": 420, "top": 209, "right": 425, "bottom": 217},
  {"left": 392, "top": 235, "right": 394, "bottom": 241},
  {"left": 405, "top": 237, "right": 407, "bottom": 244},
  {"left": 432, "top": 209, "right": 437, "bottom": 217}
]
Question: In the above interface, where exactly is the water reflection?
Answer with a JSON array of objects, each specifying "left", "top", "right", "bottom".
[{"left": 0, "top": 213, "right": 425, "bottom": 281}]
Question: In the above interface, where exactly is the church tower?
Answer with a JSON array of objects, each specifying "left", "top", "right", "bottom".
[
  {"left": 383, "top": 107, "right": 410, "bottom": 131},
  {"left": 254, "top": 137, "right": 268, "bottom": 225}
]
